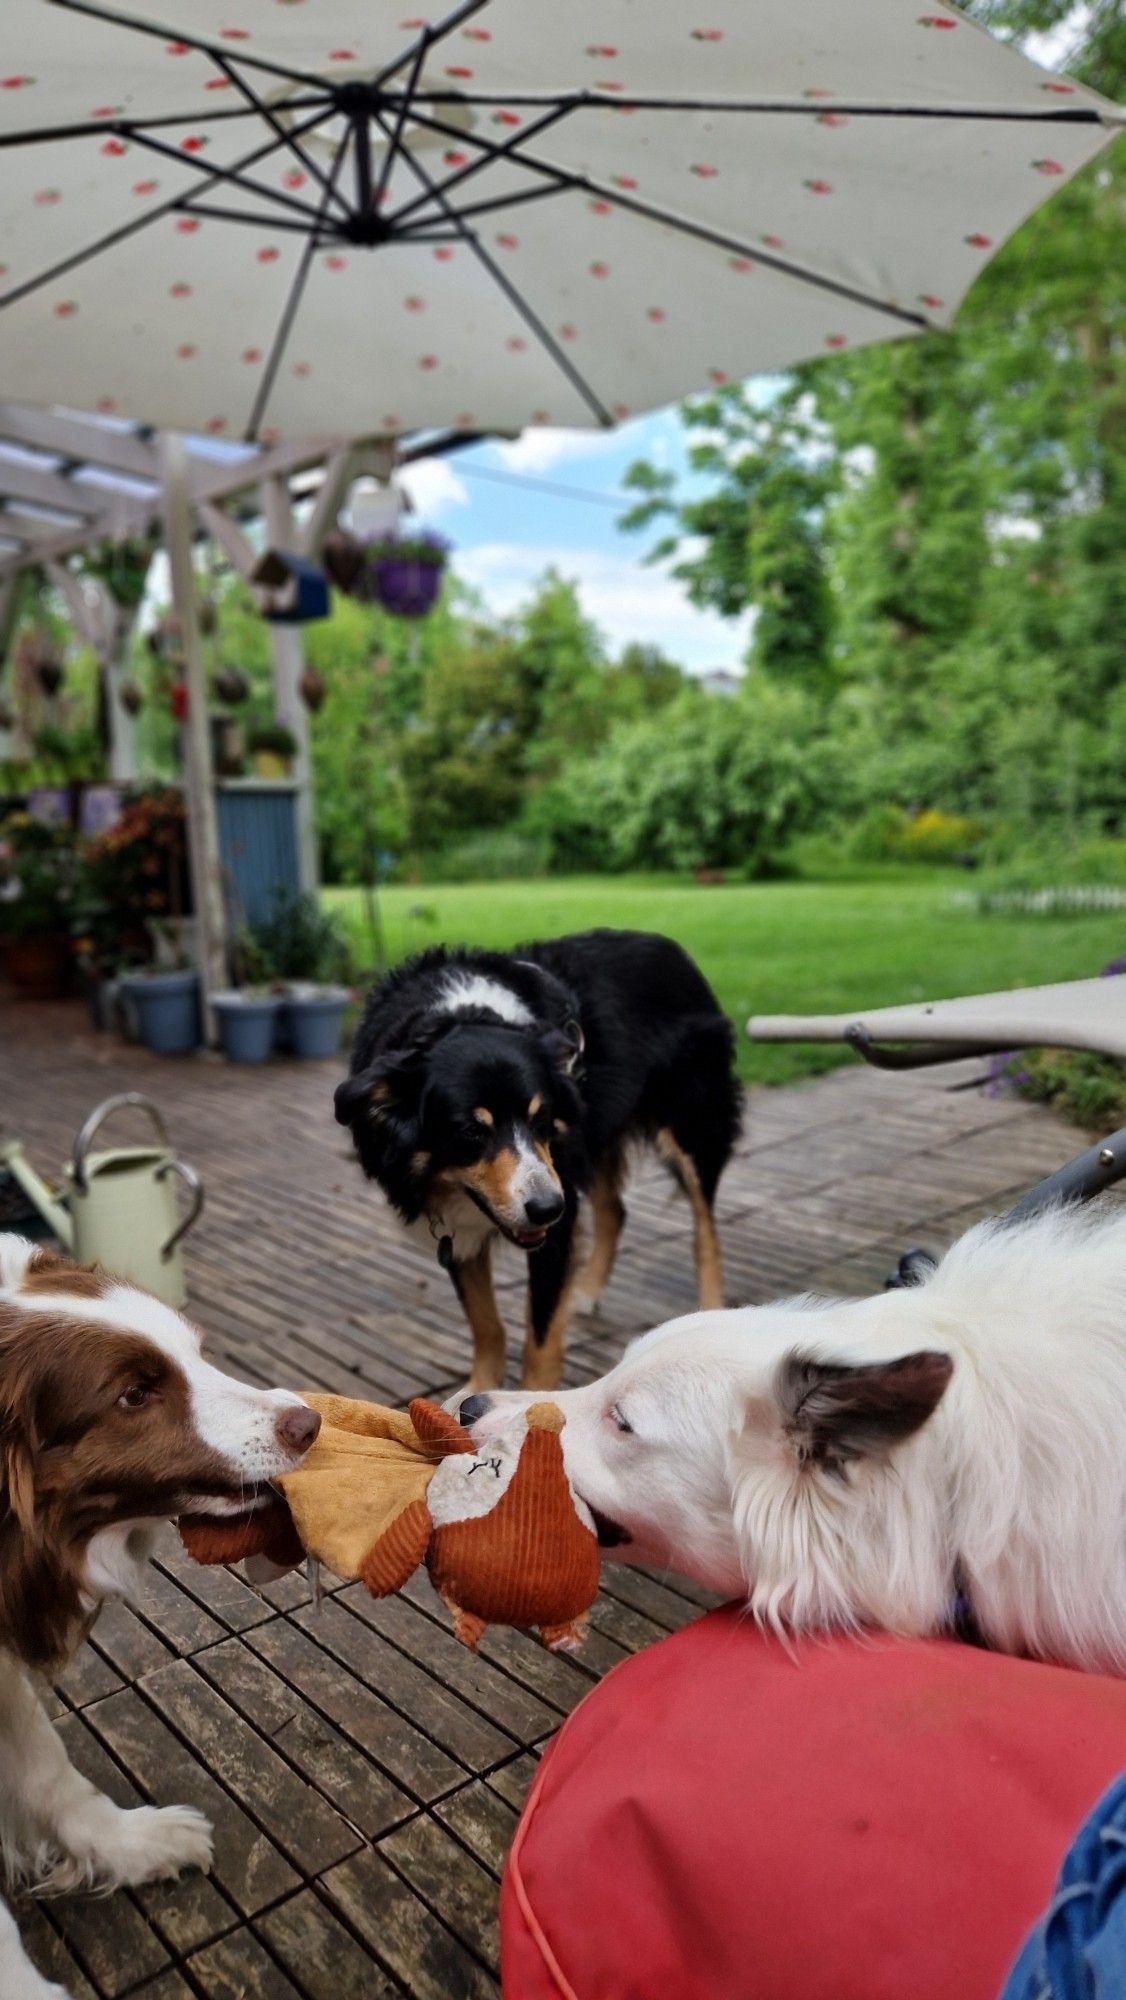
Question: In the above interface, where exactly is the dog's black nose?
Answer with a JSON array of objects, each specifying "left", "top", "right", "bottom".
[
  {"left": 458, "top": 1392, "right": 492, "bottom": 1427},
  {"left": 525, "top": 1192, "right": 565, "bottom": 1228}
]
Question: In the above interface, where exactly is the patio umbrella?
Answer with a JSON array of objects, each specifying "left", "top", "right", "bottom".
[{"left": 0, "top": 0, "right": 1120, "bottom": 444}]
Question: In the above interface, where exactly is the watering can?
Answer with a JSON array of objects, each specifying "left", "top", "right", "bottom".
[{"left": 0, "top": 1094, "right": 203, "bottom": 1307}]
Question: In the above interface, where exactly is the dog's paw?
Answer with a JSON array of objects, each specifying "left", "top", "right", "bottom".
[
  {"left": 55, "top": 1801, "right": 213, "bottom": 1889},
  {"left": 571, "top": 1286, "right": 601, "bottom": 1320}
]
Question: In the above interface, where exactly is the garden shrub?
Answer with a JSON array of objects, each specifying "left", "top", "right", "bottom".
[
  {"left": 530, "top": 684, "right": 836, "bottom": 876},
  {"left": 849, "top": 803, "right": 989, "bottom": 865}
]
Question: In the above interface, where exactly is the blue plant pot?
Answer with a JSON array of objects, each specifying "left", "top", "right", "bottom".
[
  {"left": 120, "top": 971, "right": 202, "bottom": 1056},
  {"left": 281, "top": 989, "right": 348, "bottom": 1060},
  {"left": 212, "top": 993, "right": 281, "bottom": 1065}
]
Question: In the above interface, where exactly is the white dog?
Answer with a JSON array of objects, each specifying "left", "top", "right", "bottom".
[
  {"left": 462, "top": 1203, "right": 1126, "bottom": 1675},
  {"left": 0, "top": 1236, "right": 321, "bottom": 2000}
]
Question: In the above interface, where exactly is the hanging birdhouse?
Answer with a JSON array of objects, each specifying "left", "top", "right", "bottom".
[
  {"left": 250, "top": 548, "right": 330, "bottom": 625},
  {"left": 299, "top": 666, "right": 327, "bottom": 713},
  {"left": 119, "top": 678, "right": 144, "bottom": 717},
  {"left": 214, "top": 664, "right": 250, "bottom": 706}
]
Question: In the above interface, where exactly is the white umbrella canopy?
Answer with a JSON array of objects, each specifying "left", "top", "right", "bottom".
[{"left": 0, "top": 0, "right": 1120, "bottom": 444}]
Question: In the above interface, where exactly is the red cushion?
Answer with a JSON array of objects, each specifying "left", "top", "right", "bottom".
[{"left": 501, "top": 1608, "right": 1126, "bottom": 2000}]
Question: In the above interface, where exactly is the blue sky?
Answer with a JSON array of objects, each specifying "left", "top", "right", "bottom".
[{"left": 396, "top": 408, "right": 755, "bottom": 676}]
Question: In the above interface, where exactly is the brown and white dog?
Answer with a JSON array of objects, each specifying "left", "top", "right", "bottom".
[{"left": 0, "top": 1235, "right": 320, "bottom": 2000}]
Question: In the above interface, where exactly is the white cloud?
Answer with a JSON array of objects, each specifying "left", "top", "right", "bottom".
[
  {"left": 493, "top": 427, "right": 624, "bottom": 475},
  {"left": 396, "top": 457, "right": 469, "bottom": 517},
  {"left": 455, "top": 542, "right": 754, "bottom": 672}
]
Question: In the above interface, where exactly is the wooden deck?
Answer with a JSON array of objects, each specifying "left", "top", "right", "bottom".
[{"left": 0, "top": 996, "right": 1097, "bottom": 2000}]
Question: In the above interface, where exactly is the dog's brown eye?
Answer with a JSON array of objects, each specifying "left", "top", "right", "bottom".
[{"left": 119, "top": 1382, "right": 154, "bottom": 1411}]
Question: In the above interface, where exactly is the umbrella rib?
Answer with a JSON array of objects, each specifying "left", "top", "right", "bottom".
[
  {"left": 123, "top": 128, "right": 332, "bottom": 226},
  {"left": 372, "top": 0, "right": 497, "bottom": 92},
  {"left": 207, "top": 55, "right": 353, "bottom": 221},
  {"left": 374, "top": 39, "right": 431, "bottom": 213},
  {"left": 47, "top": 0, "right": 329, "bottom": 93},
  {"left": 245, "top": 131, "right": 352, "bottom": 442},
  {"left": 0, "top": 100, "right": 332, "bottom": 151},
  {"left": 377, "top": 114, "right": 613, "bottom": 426},
  {"left": 400, "top": 181, "right": 564, "bottom": 232},
  {"left": 0, "top": 107, "right": 333, "bottom": 314},
  {"left": 388, "top": 99, "right": 580, "bottom": 230},
  {"left": 403, "top": 106, "right": 931, "bottom": 330},
  {"left": 174, "top": 204, "right": 318, "bottom": 234},
  {"left": 404, "top": 91, "right": 1113, "bottom": 123}
]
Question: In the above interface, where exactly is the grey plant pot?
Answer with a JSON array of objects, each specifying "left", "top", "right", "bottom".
[
  {"left": 120, "top": 970, "right": 202, "bottom": 1056},
  {"left": 212, "top": 992, "right": 281, "bottom": 1065},
  {"left": 281, "top": 986, "right": 348, "bottom": 1060}
]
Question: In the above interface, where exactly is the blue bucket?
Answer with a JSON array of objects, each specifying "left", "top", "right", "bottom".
[
  {"left": 213, "top": 993, "right": 281, "bottom": 1065},
  {"left": 120, "top": 971, "right": 202, "bottom": 1056},
  {"left": 282, "top": 989, "right": 348, "bottom": 1060}
]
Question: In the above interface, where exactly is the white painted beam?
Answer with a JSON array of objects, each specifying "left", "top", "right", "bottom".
[{"left": 160, "top": 433, "right": 226, "bottom": 1010}]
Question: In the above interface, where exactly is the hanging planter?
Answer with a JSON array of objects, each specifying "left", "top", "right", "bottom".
[
  {"left": 322, "top": 529, "right": 367, "bottom": 595},
  {"left": 361, "top": 531, "right": 449, "bottom": 618},
  {"left": 214, "top": 664, "right": 250, "bottom": 706},
  {"left": 23, "top": 630, "right": 66, "bottom": 699},
  {"left": 298, "top": 666, "right": 326, "bottom": 713},
  {"left": 79, "top": 536, "right": 154, "bottom": 610},
  {"left": 148, "top": 615, "right": 183, "bottom": 664},
  {"left": 119, "top": 678, "right": 144, "bottom": 717}
]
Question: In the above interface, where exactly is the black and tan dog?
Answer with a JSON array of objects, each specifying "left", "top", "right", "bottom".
[{"left": 334, "top": 930, "right": 742, "bottom": 1391}]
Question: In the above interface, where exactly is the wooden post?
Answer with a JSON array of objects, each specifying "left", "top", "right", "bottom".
[
  {"left": 46, "top": 561, "right": 140, "bottom": 783},
  {"left": 159, "top": 432, "right": 227, "bottom": 1010},
  {"left": 0, "top": 577, "right": 18, "bottom": 760},
  {"left": 261, "top": 472, "right": 318, "bottom": 894}
]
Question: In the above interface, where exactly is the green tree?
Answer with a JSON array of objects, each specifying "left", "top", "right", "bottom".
[{"left": 621, "top": 384, "right": 833, "bottom": 689}]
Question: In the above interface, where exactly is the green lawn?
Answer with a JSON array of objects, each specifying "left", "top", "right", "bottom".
[{"left": 323, "top": 871, "right": 1125, "bottom": 1085}]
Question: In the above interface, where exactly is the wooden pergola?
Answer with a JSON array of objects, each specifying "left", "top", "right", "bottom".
[{"left": 0, "top": 405, "right": 448, "bottom": 1001}]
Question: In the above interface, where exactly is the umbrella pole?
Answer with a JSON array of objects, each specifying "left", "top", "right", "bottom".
[
  {"left": 261, "top": 474, "right": 318, "bottom": 896},
  {"left": 159, "top": 432, "right": 227, "bottom": 1018}
]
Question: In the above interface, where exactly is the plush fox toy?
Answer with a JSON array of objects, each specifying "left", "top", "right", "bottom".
[{"left": 180, "top": 1396, "right": 601, "bottom": 1653}]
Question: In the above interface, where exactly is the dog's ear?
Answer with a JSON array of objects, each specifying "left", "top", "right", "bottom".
[
  {"left": 777, "top": 1350, "right": 953, "bottom": 1469},
  {"left": 334, "top": 1046, "right": 426, "bottom": 1127},
  {"left": 539, "top": 1018, "right": 584, "bottom": 1078}
]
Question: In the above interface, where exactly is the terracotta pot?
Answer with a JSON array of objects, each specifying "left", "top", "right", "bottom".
[{"left": 5, "top": 932, "right": 72, "bottom": 999}]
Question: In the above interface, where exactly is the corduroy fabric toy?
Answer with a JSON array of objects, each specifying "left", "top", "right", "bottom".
[{"left": 179, "top": 1395, "right": 600, "bottom": 1652}]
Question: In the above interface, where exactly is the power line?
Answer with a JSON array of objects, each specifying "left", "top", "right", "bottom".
[{"left": 456, "top": 459, "right": 630, "bottom": 509}]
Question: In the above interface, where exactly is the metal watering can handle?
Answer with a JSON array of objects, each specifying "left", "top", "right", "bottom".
[
  {"left": 73, "top": 1093, "right": 172, "bottom": 1193},
  {"left": 156, "top": 1159, "right": 205, "bottom": 1262}
]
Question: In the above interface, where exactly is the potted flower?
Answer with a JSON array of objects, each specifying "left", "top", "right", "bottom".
[
  {"left": 249, "top": 888, "right": 351, "bottom": 1059},
  {"left": 360, "top": 530, "right": 449, "bottom": 618},
  {"left": 0, "top": 811, "right": 76, "bottom": 997},
  {"left": 87, "top": 788, "right": 202, "bottom": 1055},
  {"left": 119, "top": 945, "right": 202, "bottom": 1055},
  {"left": 248, "top": 722, "right": 299, "bottom": 781},
  {"left": 209, "top": 928, "right": 282, "bottom": 1064}
]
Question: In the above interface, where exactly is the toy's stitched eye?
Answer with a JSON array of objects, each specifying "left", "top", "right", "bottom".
[
  {"left": 119, "top": 1381, "right": 155, "bottom": 1411},
  {"left": 609, "top": 1403, "right": 633, "bottom": 1434}
]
